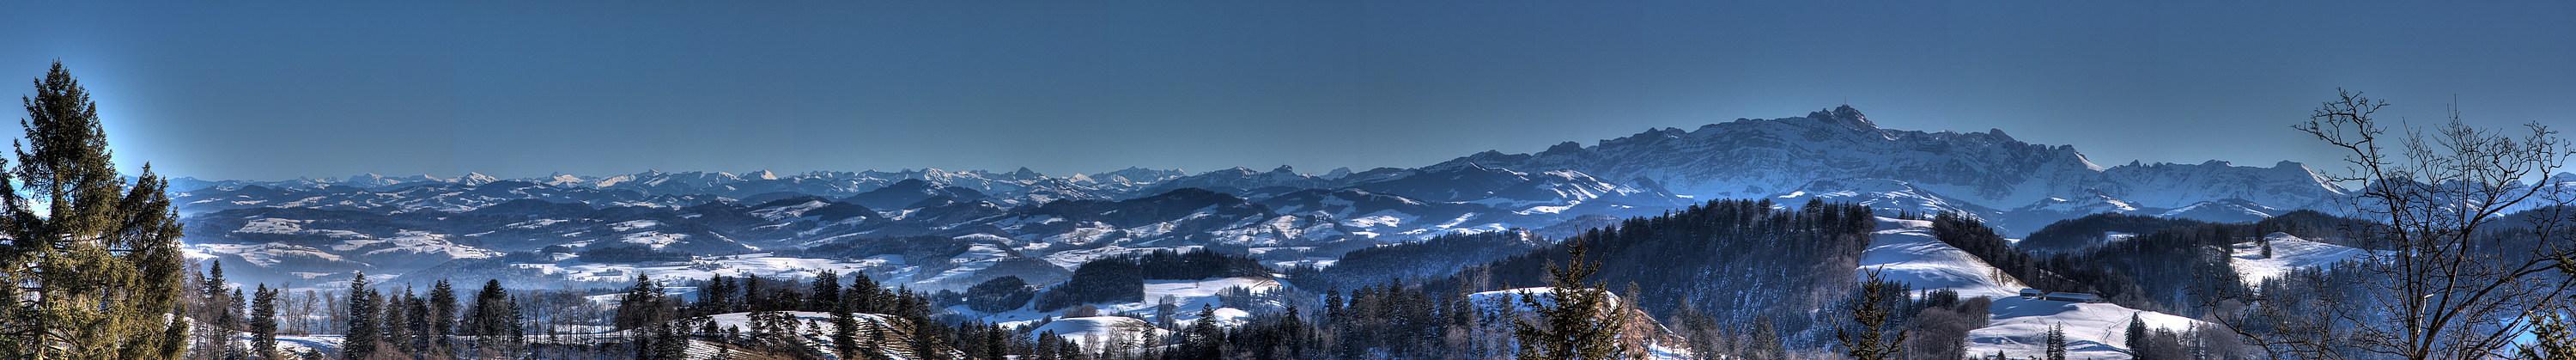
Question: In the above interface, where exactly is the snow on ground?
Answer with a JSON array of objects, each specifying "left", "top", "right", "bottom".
[
  {"left": 272, "top": 334, "right": 338, "bottom": 356},
  {"left": 182, "top": 242, "right": 349, "bottom": 267},
  {"left": 1343, "top": 212, "right": 1413, "bottom": 229},
  {"left": 1463, "top": 288, "right": 1691, "bottom": 360},
  {"left": 1862, "top": 217, "right": 2208, "bottom": 358},
  {"left": 517, "top": 253, "right": 885, "bottom": 285},
  {"left": 262, "top": 311, "right": 943, "bottom": 359},
  {"left": 1030, "top": 316, "right": 1172, "bottom": 349},
  {"left": 2232, "top": 232, "right": 2376, "bottom": 288},
  {"left": 917, "top": 243, "right": 1013, "bottom": 284},
  {"left": 1038, "top": 246, "right": 1163, "bottom": 270},
  {"left": 347, "top": 230, "right": 502, "bottom": 259},
  {"left": 1965, "top": 296, "right": 2205, "bottom": 359},
  {"left": 610, "top": 220, "right": 662, "bottom": 232},
  {"left": 1860, "top": 217, "right": 2025, "bottom": 299},
  {"left": 968, "top": 277, "right": 1279, "bottom": 342}
]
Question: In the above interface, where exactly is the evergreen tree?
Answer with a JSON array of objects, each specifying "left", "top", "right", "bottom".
[
  {"left": 2044, "top": 323, "right": 2069, "bottom": 360},
  {"left": 810, "top": 270, "right": 841, "bottom": 313},
  {"left": 1838, "top": 268, "right": 1909, "bottom": 360},
  {"left": 228, "top": 288, "right": 246, "bottom": 339},
  {"left": 1185, "top": 304, "right": 1224, "bottom": 359},
  {"left": 741, "top": 274, "right": 768, "bottom": 312},
  {"left": 465, "top": 280, "right": 519, "bottom": 357},
  {"left": 2258, "top": 235, "right": 2275, "bottom": 259},
  {"left": 1512, "top": 241, "right": 1627, "bottom": 360},
  {"left": 0, "top": 61, "right": 191, "bottom": 359},
  {"left": 380, "top": 290, "right": 413, "bottom": 355},
  {"left": 847, "top": 273, "right": 885, "bottom": 314},
  {"left": 1749, "top": 318, "right": 1787, "bottom": 360},
  {"left": 207, "top": 261, "right": 233, "bottom": 331},
  {"left": 2126, "top": 313, "right": 2151, "bottom": 358},
  {"left": 832, "top": 310, "right": 861, "bottom": 359},
  {"left": 615, "top": 274, "right": 669, "bottom": 329},
  {"left": 698, "top": 276, "right": 736, "bottom": 314},
  {"left": 251, "top": 285, "right": 279, "bottom": 360},
  {"left": 427, "top": 279, "right": 456, "bottom": 348},
  {"left": 342, "top": 273, "right": 380, "bottom": 360}
]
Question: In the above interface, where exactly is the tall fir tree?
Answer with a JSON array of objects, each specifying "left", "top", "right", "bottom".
[
  {"left": 1185, "top": 304, "right": 1224, "bottom": 359},
  {"left": 698, "top": 276, "right": 736, "bottom": 314},
  {"left": 426, "top": 279, "right": 456, "bottom": 349},
  {"left": 810, "top": 270, "right": 841, "bottom": 313},
  {"left": 616, "top": 273, "right": 669, "bottom": 329},
  {"left": 741, "top": 274, "right": 767, "bottom": 312},
  {"left": 848, "top": 274, "right": 884, "bottom": 314},
  {"left": 1512, "top": 241, "right": 1627, "bottom": 360},
  {"left": 465, "top": 280, "right": 519, "bottom": 357},
  {"left": 1838, "top": 268, "right": 1910, "bottom": 360},
  {"left": 2126, "top": 313, "right": 2151, "bottom": 358},
  {"left": 250, "top": 285, "right": 279, "bottom": 360},
  {"left": 832, "top": 309, "right": 861, "bottom": 359},
  {"left": 2044, "top": 323, "right": 2069, "bottom": 360},
  {"left": 0, "top": 61, "right": 190, "bottom": 359},
  {"left": 341, "top": 273, "right": 380, "bottom": 360}
]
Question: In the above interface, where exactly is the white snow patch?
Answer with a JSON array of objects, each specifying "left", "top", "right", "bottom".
[
  {"left": 2231, "top": 232, "right": 2377, "bottom": 288},
  {"left": 1966, "top": 296, "right": 2205, "bottom": 358},
  {"left": 1859, "top": 217, "right": 2025, "bottom": 299}
]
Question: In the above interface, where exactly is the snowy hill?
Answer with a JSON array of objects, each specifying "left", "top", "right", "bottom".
[
  {"left": 1966, "top": 296, "right": 2204, "bottom": 358},
  {"left": 2231, "top": 232, "right": 2377, "bottom": 288},
  {"left": 973, "top": 277, "right": 1278, "bottom": 332},
  {"left": 173, "top": 106, "right": 2380, "bottom": 302},
  {"left": 1431, "top": 106, "right": 2349, "bottom": 235},
  {"left": 1028, "top": 316, "right": 1173, "bottom": 350},
  {"left": 1464, "top": 287, "right": 1694, "bottom": 360},
  {"left": 1858, "top": 217, "right": 2210, "bottom": 358},
  {"left": 1858, "top": 217, "right": 2025, "bottom": 299}
]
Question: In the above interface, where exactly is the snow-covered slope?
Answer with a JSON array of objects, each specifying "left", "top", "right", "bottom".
[
  {"left": 1029, "top": 316, "right": 1172, "bottom": 349},
  {"left": 1433, "top": 106, "right": 2350, "bottom": 235},
  {"left": 1965, "top": 296, "right": 2204, "bottom": 358},
  {"left": 2231, "top": 232, "right": 2376, "bottom": 288},
  {"left": 1464, "top": 287, "right": 1693, "bottom": 360},
  {"left": 1858, "top": 217, "right": 2025, "bottom": 299},
  {"left": 1857, "top": 217, "right": 2209, "bottom": 358}
]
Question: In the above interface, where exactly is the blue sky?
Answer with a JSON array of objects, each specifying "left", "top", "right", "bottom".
[{"left": 3, "top": 1, "right": 2570, "bottom": 180}]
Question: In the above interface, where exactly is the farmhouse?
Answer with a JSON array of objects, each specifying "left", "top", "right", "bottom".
[{"left": 2017, "top": 289, "right": 2100, "bottom": 302}]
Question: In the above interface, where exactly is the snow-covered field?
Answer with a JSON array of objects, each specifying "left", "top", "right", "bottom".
[
  {"left": 1860, "top": 217, "right": 2026, "bottom": 299},
  {"left": 1965, "top": 296, "right": 2204, "bottom": 358},
  {"left": 975, "top": 277, "right": 1279, "bottom": 335},
  {"left": 2231, "top": 232, "right": 2376, "bottom": 288},
  {"left": 512, "top": 253, "right": 886, "bottom": 284},
  {"left": 1862, "top": 217, "right": 2209, "bottom": 358},
  {"left": 1464, "top": 287, "right": 1692, "bottom": 360},
  {"left": 1028, "top": 316, "right": 1172, "bottom": 349}
]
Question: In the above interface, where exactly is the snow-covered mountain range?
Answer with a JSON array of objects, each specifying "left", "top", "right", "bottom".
[{"left": 171, "top": 106, "right": 2383, "bottom": 292}]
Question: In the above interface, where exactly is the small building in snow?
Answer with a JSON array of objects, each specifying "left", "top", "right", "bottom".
[
  {"left": 2018, "top": 289, "right": 2100, "bottom": 302},
  {"left": 2043, "top": 292, "right": 2099, "bottom": 302}
]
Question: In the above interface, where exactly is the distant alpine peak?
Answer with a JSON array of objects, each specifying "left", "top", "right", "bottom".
[{"left": 1806, "top": 105, "right": 1878, "bottom": 131}]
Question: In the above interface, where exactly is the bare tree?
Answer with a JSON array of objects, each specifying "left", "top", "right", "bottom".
[{"left": 2222, "top": 88, "right": 2576, "bottom": 359}]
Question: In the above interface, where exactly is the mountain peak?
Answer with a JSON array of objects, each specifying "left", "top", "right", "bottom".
[
  {"left": 1541, "top": 141, "right": 1584, "bottom": 156},
  {"left": 1805, "top": 105, "right": 1878, "bottom": 131}
]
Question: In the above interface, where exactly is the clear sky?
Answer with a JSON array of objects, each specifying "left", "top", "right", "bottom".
[{"left": 3, "top": 1, "right": 2570, "bottom": 180}]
